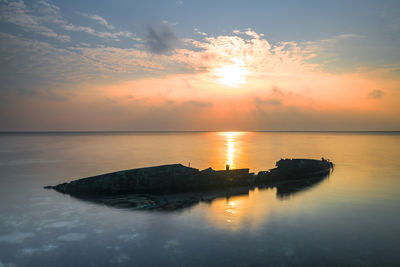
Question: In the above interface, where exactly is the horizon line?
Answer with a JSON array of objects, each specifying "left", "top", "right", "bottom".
[{"left": 1, "top": 130, "right": 400, "bottom": 134}]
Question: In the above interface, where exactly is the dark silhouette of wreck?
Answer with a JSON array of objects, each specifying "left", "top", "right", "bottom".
[{"left": 45, "top": 158, "right": 333, "bottom": 210}]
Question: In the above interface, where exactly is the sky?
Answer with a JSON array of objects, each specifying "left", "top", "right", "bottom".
[{"left": 0, "top": 0, "right": 399, "bottom": 131}]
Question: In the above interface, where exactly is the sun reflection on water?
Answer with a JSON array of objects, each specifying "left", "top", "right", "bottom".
[
  {"left": 217, "top": 132, "right": 247, "bottom": 169},
  {"left": 203, "top": 188, "right": 282, "bottom": 231},
  {"left": 202, "top": 132, "right": 283, "bottom": 231}
]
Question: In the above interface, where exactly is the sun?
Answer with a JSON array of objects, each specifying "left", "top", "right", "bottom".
[{"left": 215, "top": 62, "right": 249, "bottom": 87}]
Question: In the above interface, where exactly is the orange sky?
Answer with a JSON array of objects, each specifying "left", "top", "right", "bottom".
[{"left": 1, "top": 28, "right": 399, "bottom": 130}]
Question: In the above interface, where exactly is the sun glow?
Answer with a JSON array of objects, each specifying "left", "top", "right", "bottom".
[{"left": 215, "top": 61, "right": 249, "bottom": 86}]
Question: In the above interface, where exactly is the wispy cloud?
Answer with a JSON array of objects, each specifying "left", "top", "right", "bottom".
[
  {"left": 61, "top": 23, "right": 132, "bottom": 41},
  {"left": 233, "top": 28, "right": 264, "bottom": 39},
  {"left": 368, "top": 89, "right": 384, "bottom": 99},
  {"left": 254, "top": 97, "right": 282, "bottom": 106},
  {"left": 0, "top": 0, "right": 70, "bottom": 42},
  {"left": 300, "top": 33, "right": 366, "bottom": 62},
  {"left": 0, "top": 31, "right": 174, "bottom": 94},
  {"left": 175, "top": 0, "right": 183, "bottom": 7},
  {"left": 303, "top": 33, "right": 365, "bottom": 47},
  {"left": 0, "top": 0, "right": 135, "bottom": 42},
  {"left": 78, "top": 12, "right": 115, "bottom": 30},
  {"left": 194, "top": 28, "right": 207, "bottom": 36},
  {"left": 162, "top": 20, "right": 178, "bottom": 26}
]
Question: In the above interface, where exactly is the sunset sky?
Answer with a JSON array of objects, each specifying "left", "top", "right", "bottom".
[{"left": 0, "top": 0, "right": 399, "bottom": 131}]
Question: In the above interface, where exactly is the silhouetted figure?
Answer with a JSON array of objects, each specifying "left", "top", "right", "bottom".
[{"left": 226, "top": 164, "right": 230, "bottom": 171}]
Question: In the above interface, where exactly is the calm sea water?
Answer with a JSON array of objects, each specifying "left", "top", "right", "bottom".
[{"left": 0, "top": 132, "right": 399, "bottom": 266}]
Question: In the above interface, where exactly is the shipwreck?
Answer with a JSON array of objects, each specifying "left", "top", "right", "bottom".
[{"left": 45, "top": 158, "right": 333, "bottom": 210}]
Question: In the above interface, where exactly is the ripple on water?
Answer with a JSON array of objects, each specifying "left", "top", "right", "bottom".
[
  {"left": 56, "top": 233, "right": 87, "bottom": 242},
  {"left": 118, "top": 232, "right": 140, "bottom": 242},
  {"left": 22, "top": 244, "right": 58, "bottom": 255},
  {"left": 0, "top": 232, "right": 34, "bottom": 244}
]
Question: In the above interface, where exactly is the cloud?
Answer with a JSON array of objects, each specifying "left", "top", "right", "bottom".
[
  {"left": 173, "top": 28, "right": 316, "bottom": 76},
  {"left": 0, "top": 32, "right": 181, "bottom": 104},
  {"left": 175, "top": 0, "right": 183, "bottom": 7},
  {"left": 0, "top": 32, "right": 165, "bottom": 81},
  {"left": 183, "top": 100, "right": 213, "bottom": 107},
  {"left": 0, "top": 0, "right": 71, "bottom": 42},
  {"left": 303, "top": 33, "right": 365, "bottom": 48},
  {"left": 162, "top": 20, "right": 178, "bottom": 26},
  {"left": 61, "top": 23, "right": 132, "bottom": 41},
  {"left": 368, "top": 89, "right": 384, "bottom": 99},
  {"left": 300, "top": 33, "right": 366, "bottom": 63},
  {"left": 144, "top": 24, "right": 179, "bottom": 54},
  {"left": 233, "top": 28, "right": 264, "bottom": 39},
  {"left": 0, "top": 0, "right": 135, "bottom": 42},
  {"left": 79, "top": 12, "right": 115, "bottom": 30},
  {"left": 254, "top": 97, "right": 282, "bottom": 106},
  {"left": 194, "top": 28, "right": 207, "bottom": 36}
]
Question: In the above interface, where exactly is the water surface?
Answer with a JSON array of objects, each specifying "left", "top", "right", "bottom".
[{"left": 0, "top": 132, "right": 399, "bottom": 266}]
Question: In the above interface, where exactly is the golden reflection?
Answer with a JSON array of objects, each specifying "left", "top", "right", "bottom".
[
  {"left": 227, "top": 135, "right": 234, "bottom": 167},
  {"left": 203, "top": 188, "right": 281, "bottom": 231},
  {"left": 217, "top": 132, "right": 247, "bottom": 169},
  {"left": 195, "top": 133, "right": 400, "bottom": 232}
]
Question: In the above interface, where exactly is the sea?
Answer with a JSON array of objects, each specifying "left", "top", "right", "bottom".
[{"left": 0, "top": 131, "right": 399, "bottom": 266}]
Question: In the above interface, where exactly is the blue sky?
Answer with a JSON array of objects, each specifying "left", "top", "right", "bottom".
[
  {"left": 2, "top": 0, "right": 399, "bottom": 63},
  {"left": 0, "top": 0, "right": 399, "bottom": 130}
]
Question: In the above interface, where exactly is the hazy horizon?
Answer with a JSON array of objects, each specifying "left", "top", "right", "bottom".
[{"left": 1, "top": 130, "right": 400, "bottom": 132}]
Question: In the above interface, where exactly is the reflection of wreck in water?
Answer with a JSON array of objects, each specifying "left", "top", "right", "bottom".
[
  {"left": 274, "top": 175, "right": 329, "bottom": 199},
  {"left": 258, "top": 173, "right": 330, "bottom": 200},
  {"left": 45, "top": 158, "right": 333, "bottom": 211}
]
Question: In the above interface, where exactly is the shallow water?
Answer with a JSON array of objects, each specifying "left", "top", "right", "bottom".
[{"left": 0, "top": 132, "right": 399, "bottom": 266}]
